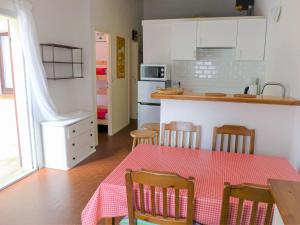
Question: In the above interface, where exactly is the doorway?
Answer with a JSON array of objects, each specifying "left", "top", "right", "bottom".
[
  {"left": 0, "top": 16, "right": 35, "bottom": 189},
  {"left": 95, "top": 31, "right": 112, "bottom": 135}
]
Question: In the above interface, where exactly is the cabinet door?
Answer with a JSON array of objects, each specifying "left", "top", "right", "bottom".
[
  {"left": 197, "top": 20, "right": 237, "bottom": 48},
  {"left": 143, "top": 22, "right": 172, "bottom": 64},
  {"left": 236, "top": 19, "right": 267, "bottom": 61},
  {"left": 171, "top": 21, "right": 197, "bottom": 60}
]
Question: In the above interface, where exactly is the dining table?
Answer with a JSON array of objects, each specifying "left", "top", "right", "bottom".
[{"left": 81, "top": 144, "right": 300, "bottom": 225}]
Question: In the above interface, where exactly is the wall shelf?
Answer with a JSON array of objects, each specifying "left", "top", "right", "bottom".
[
  {"left": 97, "top": 119, "right": 108, "bottom": 125},
  {"left": 96, "top": 75, "right": 108, "bottom": 81},
  {"left": 41, "top": 43, "right": 84, "bottom": 80},
  {"left": 97, "top": 87, "right": 108, "bottom": 95}
]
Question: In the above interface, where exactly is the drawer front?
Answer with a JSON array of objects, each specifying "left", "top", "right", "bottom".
[
  {"left": 67, "top": 117, "right": 95, "bottom": 138},
  {"left": 66, "top": 129, "right": 95, "bottom": 168},
  {"left": 67, "top": 129, "right": 95, "bottom": 153}
]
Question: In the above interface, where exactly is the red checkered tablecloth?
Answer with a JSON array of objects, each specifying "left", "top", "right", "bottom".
[{"left": 81, "top": 144, "right": 300, "bottom": 225}]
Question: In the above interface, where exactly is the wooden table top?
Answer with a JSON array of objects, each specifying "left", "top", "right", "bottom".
[
  {"left": 151, "top": 92, "right": 300, "bottom": 106},
  {"left": 268, "top": 179, "right": 300, "bottom": 225}
]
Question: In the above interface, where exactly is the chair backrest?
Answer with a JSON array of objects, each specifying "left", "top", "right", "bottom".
[
  {"left": 220, "top": 182, "right": 274, "bottom": 225},
  {"left": 161, "top": 121, "right": 201, "bottom": 149},
  {"left": 125, "top": 169, "right": 195, "bottom": 225},
  {"left": 212, "top": 125, "right": 255, "bottom": 154}
]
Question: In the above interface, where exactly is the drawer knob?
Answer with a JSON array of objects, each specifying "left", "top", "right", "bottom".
[
  {"left": 90, "top": 133, "right": 93, "bottom": 137},
  {"left": 72, "top": 143, "right": 75, "bottom": 146},
  {"left": 72, "top": 130, "right": 76, "bottom": 133},
  {"left": 73, "top": 157, "right": 76, "bottom": 160},
  {"left": 90, "top": 146, "right": 94, "bottom": 149},
  {"left": 91, "top": 121, "right": 94, "bottom": 124}
]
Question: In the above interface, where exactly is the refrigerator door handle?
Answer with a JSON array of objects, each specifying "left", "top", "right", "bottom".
[{"left": 138, "top": 102, "right": 161, "bottom": 106}]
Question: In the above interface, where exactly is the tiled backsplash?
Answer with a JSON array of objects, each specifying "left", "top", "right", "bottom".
[{"left": 172, "top": 49, "right": 265, "bottom": 94}]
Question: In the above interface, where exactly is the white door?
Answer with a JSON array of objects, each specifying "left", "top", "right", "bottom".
[
  {"left": 171, "top": 21, "right": 197, "bottom": 60},
  {"left": 143, "top": 22, "right": 172, "bottom": 64},
  {"left": 197, "top": 20, "right": 237, "bottom": 48},
  {"left": 236, "top": 18, "right": 267, "bottom": 61},
  {"left": 130, "top": 41, "right": 138, "bottom": 119}
]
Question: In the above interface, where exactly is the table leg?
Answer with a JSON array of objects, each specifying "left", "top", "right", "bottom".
[{"left": 104, "top": 217, "right": 115, "bottom": 225}]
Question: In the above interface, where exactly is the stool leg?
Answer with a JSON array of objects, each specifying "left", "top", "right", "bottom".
[
  {"left": 132, "top": 138, "right": 137, "bottom": 150},
  {"left": 151, "top": 137, "right": 155, "bottom": 145}
]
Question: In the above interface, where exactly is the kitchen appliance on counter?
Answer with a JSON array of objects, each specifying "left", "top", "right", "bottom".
[
  {"left": 140, "top": 64, "right": 170, "bottom": 81},
  {"left": 138, "top": 80, "right": 170, "bottom": 128}
]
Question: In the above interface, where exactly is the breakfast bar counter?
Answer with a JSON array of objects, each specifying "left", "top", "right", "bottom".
[
  {"left": 151, "top": 91, "right": 300, "bottom": 160},
  {"left": 151, "top": 92, "right": 300, "bottom": 106}
]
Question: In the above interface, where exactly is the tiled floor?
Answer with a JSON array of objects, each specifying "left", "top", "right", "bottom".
[{"left": 0, "top": 120, "right": 136, "bottom": 225}]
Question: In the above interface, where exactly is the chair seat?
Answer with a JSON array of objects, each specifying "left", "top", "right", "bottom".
[
  {"left": 141, "top": 123, "right": 160, "bottom": 132},
  {"left": 119, "top": 216, "right": 203, "bottom": 225}
]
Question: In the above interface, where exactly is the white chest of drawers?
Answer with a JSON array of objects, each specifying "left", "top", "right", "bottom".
[{"left": 41, "top": 111, "right": 96, "bottom": 170}]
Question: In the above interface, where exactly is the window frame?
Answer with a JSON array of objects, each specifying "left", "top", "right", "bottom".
[{"left": 0, "top": 20, "right": 14, "bottom": 96}]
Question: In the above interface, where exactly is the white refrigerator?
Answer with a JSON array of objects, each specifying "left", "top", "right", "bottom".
[{"left": 137, "top": 81, "right": 168, "bottom": 128}]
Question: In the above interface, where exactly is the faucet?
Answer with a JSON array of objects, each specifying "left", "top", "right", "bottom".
[{"left": 261, "top": 82, "right": 286, "bottom": 97}]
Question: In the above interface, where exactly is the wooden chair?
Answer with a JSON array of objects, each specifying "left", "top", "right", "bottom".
[
  {"left": 212, "top": 125, "right": 255, "bottom": 154},
  {"left": 130, "top": 130, "right": 157, "bottom": 150},
  {"left": 141, "top": 123, "right": 160, "bottom": 145},
  {"left": 161, "top": 121, "right": 201, "bottom": 149},
  {"left": 220, "top": 182, "right": 275, "bottom": 225},
  {"left": 124, "top": 169, "right": 195, "bottom": 225}
]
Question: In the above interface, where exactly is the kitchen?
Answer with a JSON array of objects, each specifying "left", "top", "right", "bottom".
[
  {"left": 138, "top": 16, "right": 269, "bottom": 127},
  {"left": 138, "top": 15, "right": 295, "bottom": 157}
]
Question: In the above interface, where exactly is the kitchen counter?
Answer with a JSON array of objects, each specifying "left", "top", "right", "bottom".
[
  {"left": 155, "top": 92, "right": 298, "bottom": 158},
  {"left": 151, "top": 91, "right": 300, "bottom": 106},
  {"left": 268, "top": 179, "right": 300, "bottom": 225}
]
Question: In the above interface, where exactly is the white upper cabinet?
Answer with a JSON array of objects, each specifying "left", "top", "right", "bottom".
[
  {"left": 143, "top": 22, "right": 172, "bottom": 64},
  {"left": 197, "top": 20, "right": 238, "bottom": 48},
  {"left": 171, "top": 21, "right": 197, "bottom": 60},
  {"left": 236, "top": 18, "right": 267, "bottom": 61}
]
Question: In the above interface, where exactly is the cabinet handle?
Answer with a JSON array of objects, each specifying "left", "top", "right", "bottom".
[
  {"left": 91, "top": 121, "right": 94, "bottom": 124},
  {"left": 72, "top": 130, "right": 76, "bottom": 133},
  {"left": 90, "top": 133, "right": 93, "bottom": 137},
  {"left": 90, "top": 146, "right": 94, "bottom": 149},
  {"left": 72, "top": 143, "right": 75, "bottom": 146},
  {"left": 73, "top": 157, "right": 76, "bottom": 160}
]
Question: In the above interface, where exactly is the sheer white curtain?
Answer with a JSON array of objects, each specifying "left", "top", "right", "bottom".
[
  {"left": 12, "top": 0, "right": 65, "bottom": 167},
  {"left": 14, "top": 0, "right": 62, "bottom": 121}
]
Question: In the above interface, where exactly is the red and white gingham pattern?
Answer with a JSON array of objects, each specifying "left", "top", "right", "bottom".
[{"left": 81, "top": 144, "right": 300, "bottom": 225}]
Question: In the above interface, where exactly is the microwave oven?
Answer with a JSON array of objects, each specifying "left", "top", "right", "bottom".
[{"left": 140, "top": 64, "right": 170, "bottom": 81}]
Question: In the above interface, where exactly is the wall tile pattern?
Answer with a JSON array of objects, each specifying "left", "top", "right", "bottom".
[{"left": 172, "top": 49, "right": 266, "bottom": 94}]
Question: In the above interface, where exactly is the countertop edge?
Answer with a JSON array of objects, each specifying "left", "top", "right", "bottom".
[{"left": 151, "top": 93, "right": 300, "bottom": 106}]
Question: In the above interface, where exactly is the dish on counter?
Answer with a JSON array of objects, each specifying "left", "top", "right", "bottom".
[{"left": 156, "top": 88, "right": 184, "bottom": 95}]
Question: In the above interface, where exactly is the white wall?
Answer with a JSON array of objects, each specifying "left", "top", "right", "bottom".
[
  {"left": 90, "top": 0, "right": 142, "bottom": 134},
  {"left": 31, "top": 0, "right": 93, "bottom": 114},
  {"left": 143, "top": 0, "right": 245, "bottom": 20},
  {"left": 255, "top": 0, "right": 300, "bottom": 171},
  {"left": 161, "top": 100, "right": 295, "bottom": 159}
]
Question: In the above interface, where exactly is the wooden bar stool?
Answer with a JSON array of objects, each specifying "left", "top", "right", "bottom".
[
  {"left": 141, "top": 123, "right": 160, "bottom": 144},
  {"left": 130, "top": 130, "right": 157, "bottom": 150}
]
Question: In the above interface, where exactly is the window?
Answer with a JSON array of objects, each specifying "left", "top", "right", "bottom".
[{"left": 0, "top": 19, "right": 14, "bottom": 95}]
